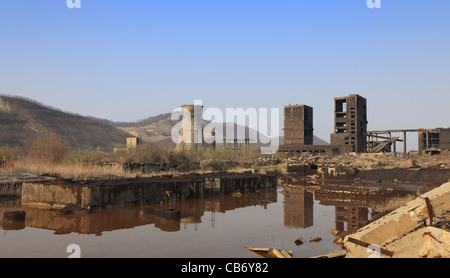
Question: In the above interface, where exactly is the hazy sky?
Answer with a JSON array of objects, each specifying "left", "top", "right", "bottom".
[{"left": 1, "top": 0, "right": 449, "bottom": 143}]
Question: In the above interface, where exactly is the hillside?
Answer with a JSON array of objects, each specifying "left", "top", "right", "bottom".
[
  {"left": 112, "top": 113, "right": 179, "bottom": 148},
  {"left": 0, "top": 95, "right": 133, "bottom": 151}
]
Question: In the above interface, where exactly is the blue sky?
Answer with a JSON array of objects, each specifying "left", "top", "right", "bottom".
[{"left": 1, "top": 0, "right": 449, "bottom": 144}]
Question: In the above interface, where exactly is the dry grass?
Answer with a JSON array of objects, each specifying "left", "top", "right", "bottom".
[
  {"left": 348, "top": 153, "right": 403, "bottom": 169},
  {"left": 348, "top": 152, "right": 450, "bottom": 170},
  {"left": 373, "top": 194, "right": 417, "bottom": 215},
  {"left": 7, "top": 159, "right": 190, "bottom": 180},
  {"left": 10, "top": 160, "right": 130, "bottom": 180}
]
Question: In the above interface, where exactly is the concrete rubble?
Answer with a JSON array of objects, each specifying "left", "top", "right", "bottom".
[
  {"left": 343, "top": 181, "right": 450, "bottom": 258},
  {"left": 385, "top": 227, "right": 450, "bottom": 258}
]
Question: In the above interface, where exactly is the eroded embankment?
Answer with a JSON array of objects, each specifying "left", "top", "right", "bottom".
[
  {"left": 355, "top": 168, "right": 450, "bottom": 186},
  {"left": 284, "top": 162, "right": 450, "bottom": 188}
]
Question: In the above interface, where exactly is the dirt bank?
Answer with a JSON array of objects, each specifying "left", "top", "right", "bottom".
[{"left": 356, "top": 168, "right": 450, "bottom": 185}]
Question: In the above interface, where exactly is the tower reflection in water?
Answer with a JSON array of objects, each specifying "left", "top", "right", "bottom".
[
  {"left": 0, "top": 190, "right": 278, "bottom": 234},
  {"left": 283, "top": 188, "right": 314, "bottom": 229},
  {"left": 282, "top": 185, "right": 418, "bottom": 234},
  {"left": 0, "top": 186, "right": 417, "bottom": 236}
]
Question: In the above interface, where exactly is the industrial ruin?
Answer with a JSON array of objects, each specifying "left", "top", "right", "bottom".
[
  {"left": 113, "top": 136, "right": 143, "bottom": 154},
  {"left": 174, "top": 104, "right": 257, "bottom": 153},
  {"left": 114, "top": 95, "right": 449, "bottom": 157},
  {"left": 175, "top": 104, "right": 204, "bottom": 152},
  {"left": 280, "top": 94, "right": 450, "bottom": 156}
]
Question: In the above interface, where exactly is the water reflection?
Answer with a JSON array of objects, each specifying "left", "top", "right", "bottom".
[
  {"left": 314, "top": 185, "right": 420, "bottom": 234},
  {"left": 0, "top": 185, "right": 422, "bottom": 237},
  {"left": 0, "top": 199, "right": 24, "bottom": 231},
  {"left": 0, "top": 190, "right": 278, "bottom": 235},
  {"left": 283, "top": 189, "right": 313, "bottom": 229}
]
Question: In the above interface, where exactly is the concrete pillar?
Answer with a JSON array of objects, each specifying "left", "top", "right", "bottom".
[
  {"left": 403, "top": 131, "right": 407, "bottom": 154},
  {"left": 175, "top": 104, "right": 204, "bottom": 152}
]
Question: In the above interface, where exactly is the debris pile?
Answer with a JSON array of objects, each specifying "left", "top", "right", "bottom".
[{"left": 343, "top": 181, "right": 450, "bottom": 258}]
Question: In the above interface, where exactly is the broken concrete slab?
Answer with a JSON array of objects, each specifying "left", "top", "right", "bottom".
[
  {"left": 343, "top": 181, "right": 450, "bottom": 258},
  {"left": 385, "top": 227, "right": 450, "bottom": 258},
  {"left": 55, "top": 203, "right": 91, "bottom": 216}
]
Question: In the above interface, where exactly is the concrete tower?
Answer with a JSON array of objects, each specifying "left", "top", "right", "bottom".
[
  {"left": 330, "top": 94, "right": 368, "bottom": 153},
  {"left": 175, "top": 104, "right": 204, "bottom": 152},
  {"left": 283, "top": 105, "right": 314, "bottom": 147}
]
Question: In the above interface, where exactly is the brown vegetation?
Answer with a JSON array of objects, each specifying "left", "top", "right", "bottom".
[
  {"left": 27, "top": 132, "right": 69, "bottom": 164},
  {"left": 372, "top": 194, "right": 417, "bottom": 216},
  {"left": 1, "top": 131, "right": 267, "bottom": 179}
]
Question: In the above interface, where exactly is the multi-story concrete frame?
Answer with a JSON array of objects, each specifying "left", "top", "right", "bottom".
[{"left": 330, "top": 94, "right": 368, "bottom": 153}]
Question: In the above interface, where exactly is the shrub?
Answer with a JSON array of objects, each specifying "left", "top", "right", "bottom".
[
  {"left": 0, "top": 145, "right": 21, "bottom": 162},
  {"left": 27, "top": 132, "right": 69, "bottom": 164}
]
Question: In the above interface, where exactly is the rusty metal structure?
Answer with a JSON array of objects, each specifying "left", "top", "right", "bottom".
[
  {"left": 367, "top": 128, "right": 450, "bottom": 154},
  {"left": 366, "top": 130, "right": 408, "bottom": 154}
]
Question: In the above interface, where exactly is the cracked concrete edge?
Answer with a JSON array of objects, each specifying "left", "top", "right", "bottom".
[{"left": 343, "top": 182, "right": 450, "bottom": 258}]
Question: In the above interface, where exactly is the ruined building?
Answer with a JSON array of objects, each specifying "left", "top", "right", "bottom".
[
  {"left": 365, "top": 127, "right": 450, "bottom": 155},
  {"left": 280, "top": 94, "right": 367, "bottom": 155},
  {"left": 283, "top": 105, "right": 314, "bottom": 147},
  {"left": 113, "top": 137, "right": 143, "bottom": 154},
  {"left": 278, "top": 93, "right": 450, "bottom": 156},
  {"left": 418, "top": 128, "right": 450, "bottom": 153},
  {"left": 174, "top": 104, "right": 260, "bottom": 153},
  {"left": 175, "top": 104, "right": 204, "bottom": 152},
  {"left": 330, "top": 94, "right": 368, "bottom": 153},
  {"left": 126, "top": 137, "right": 142, "bottom": 148}
]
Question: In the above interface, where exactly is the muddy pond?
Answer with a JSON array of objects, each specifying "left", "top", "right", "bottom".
[{"left": 0, "top": 184, "right": 426, "bottom": 258}]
